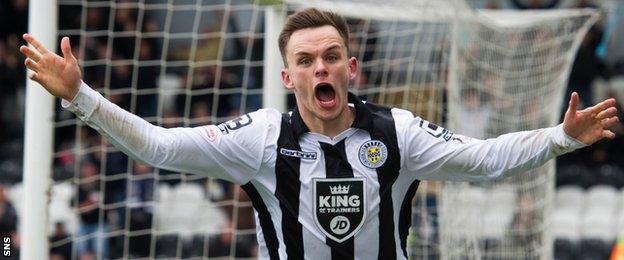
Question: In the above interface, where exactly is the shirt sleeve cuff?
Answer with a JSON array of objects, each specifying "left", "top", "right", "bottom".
[
  {"left": 551, "top": 123, "right": 587, "bottom": 153},
  {"left": 61, "top": 81, "right": 99, "bottom": 121}
]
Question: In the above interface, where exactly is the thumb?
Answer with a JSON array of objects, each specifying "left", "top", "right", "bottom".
[
  {"left": 568, "top": 92, "right": 579, "bottom": 115},
  {"left": 61, "top": 37, "right": 76, "bottom": 62}
]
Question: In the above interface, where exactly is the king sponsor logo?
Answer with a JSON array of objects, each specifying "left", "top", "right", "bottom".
[{"left": 313, "top": 178, "right": 366, "bottom": 243}]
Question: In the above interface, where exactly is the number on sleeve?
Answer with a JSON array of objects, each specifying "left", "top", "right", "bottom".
[{"left": 218, "top": 114, "right": 253, "bottom": 134}]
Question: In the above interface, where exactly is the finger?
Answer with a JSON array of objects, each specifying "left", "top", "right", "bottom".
[
  {"left": 60, "top": 37, "right": 76, "bottom": 62},
  {"left": 586, "top": 98, "right": 617, "bottom": 115},
  {"left": 24, "top": 58, "right": 41, "bottom": 72},
  {"left": 596, "top": 107, "right": 618, "bottom": 120},
  {"left": 601, "top": 116, "right": 620, "bottom": 128},
  {"left": 28, "top": 71, "right": 40, "bottom": 83},
  {"left": 19, "top": 45, "right": 42, "bottom": 62},
  {"left": 603, "top": 129, "right": 616, "bottom": 139},
  {"left": 568, "top": 92, "right": 579, "bottom": 115},
  {"left": 23, "top": 33, "right": 49, "bottom": 54}
]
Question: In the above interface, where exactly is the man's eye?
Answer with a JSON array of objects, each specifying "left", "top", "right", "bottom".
[
  {"left": 326, "top": 55, "right": 338, "bottom": 62},
  {"left": 299, "top": 58, "right": 311, "bottom": 65}
]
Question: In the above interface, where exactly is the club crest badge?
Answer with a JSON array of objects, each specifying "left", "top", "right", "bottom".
[
  {"left": 313, "top": 178, "right": 367, "bottom": 243},
  {"left": 358, "top": 140, "right": 388, "bottom": 169}
]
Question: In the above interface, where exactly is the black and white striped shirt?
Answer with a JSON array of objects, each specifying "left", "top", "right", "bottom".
[{"left": 65, "top": 83, "right": 585, "bottom": 259}]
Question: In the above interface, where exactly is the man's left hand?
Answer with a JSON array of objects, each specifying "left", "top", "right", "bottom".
[{"left": 563, "top": 92, "right": 620, "bottom": 145}]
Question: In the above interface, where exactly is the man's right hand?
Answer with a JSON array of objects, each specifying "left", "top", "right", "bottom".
[{"left": 20, "top": 34, "right": 82, "bottom": 101}]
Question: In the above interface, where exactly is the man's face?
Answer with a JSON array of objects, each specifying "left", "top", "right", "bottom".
[{"left": 281, "top": 25, "right": 358, "bottom": 123}]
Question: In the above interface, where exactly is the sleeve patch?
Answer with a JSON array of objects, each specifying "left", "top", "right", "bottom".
[
  {"left": 218, "top": 114, "right": 253, "bottom": 135},
  {"left": 419, "top": 120, "right": 455, "bottom": 142},
  {"left": 203, "top": 125, "right": 221, "bottom": 142}
]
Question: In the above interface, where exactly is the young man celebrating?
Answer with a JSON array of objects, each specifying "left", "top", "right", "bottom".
[{"left": 20, "top": 7, "right": 619, "bottom": 260}]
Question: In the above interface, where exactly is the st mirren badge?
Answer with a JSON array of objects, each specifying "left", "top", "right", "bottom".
[
  {"left": 313, "top": 178, "right": 367, "bottom": 243},
  {"left": 358, "top": 140, "right": 388, "bottom": 169}
]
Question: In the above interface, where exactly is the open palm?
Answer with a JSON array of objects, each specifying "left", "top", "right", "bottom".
[
  {"left": 19, "top": 34, "right": 82, "bottom": 101},
  {"left": 563, "top": 92, "right": 619, "bottom": 145}
]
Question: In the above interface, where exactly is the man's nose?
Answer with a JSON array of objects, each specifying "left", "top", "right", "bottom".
[{"left": 315, "top": 60, "right": 328, "bottom": 78}]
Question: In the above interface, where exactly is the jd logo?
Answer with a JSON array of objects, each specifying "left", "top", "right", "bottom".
[
  {"left": 330, "top": 216, "right": 350, "bottom": 235},
  {"left": 313, "top": 178, "right": 367, "bottom": 243}
]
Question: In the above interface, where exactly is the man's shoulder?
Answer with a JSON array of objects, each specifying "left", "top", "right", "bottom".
[
  {"left": 252, "top": 107, "right": 283, "bottom": 121},
  {"left": 216, "top": 108, "right": 282, "bottom": 136},
  {"left": 360, "top": 100, "right": 415, "bottom": 121}
]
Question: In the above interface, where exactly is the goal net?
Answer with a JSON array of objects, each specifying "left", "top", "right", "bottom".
[
  {"left": 438, "top": 9, "right": 598, "bottom": 259},
  {"left": 35, "top": 0, "right": 596, "bottom": 259}
]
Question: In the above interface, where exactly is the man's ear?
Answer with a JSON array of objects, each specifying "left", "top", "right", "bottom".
[
  {"left": 281, "top": 68, "right": 294, "bottom": 90},
  {"left": 348, "top": 57, "right": 358, "bottom": 80}
]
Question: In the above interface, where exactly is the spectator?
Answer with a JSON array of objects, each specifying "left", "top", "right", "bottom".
[
  {"left": 126, "top": 162, "right": 154, "bottom": 257},
  {"left": 0, "top": 184, "right": 17, "bottom": 236},
  {"left": 136, "top": 39, "right": 159, "bottom": 118},
  {"left": 0, "top": 183, "right": 18, "bottom": 259},
  {"left": 50, "top": 222, "right": 72, "bottom": 260},
  {"left": 208, "top": 219, "right": 257, "bottom": 258},
  {"left": 191, "top": 101, "right": 211, "bottom": 126},
  {"left": 508, "top": 194, "right": 539, "bottom": 244},
  {"left": 76, "top": 161, "right": 108, "bottom": 259},
  {"left": 130, "top": 162, "right": 154, "bottom": 209}
]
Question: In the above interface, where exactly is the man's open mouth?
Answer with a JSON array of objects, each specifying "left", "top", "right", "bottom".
[{"left": 315, "top": 83, "right": 336, "bottom": 109}]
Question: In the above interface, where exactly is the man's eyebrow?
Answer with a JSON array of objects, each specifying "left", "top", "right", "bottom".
[
  {"left": 324, "top": 45, "right": 342, "bottom": 53},
  {"left": 293, "top": 50, "right": 312, "bottom": 57},
  {"left": 292, "top": 44, "right": 343, "bottom": 56}
]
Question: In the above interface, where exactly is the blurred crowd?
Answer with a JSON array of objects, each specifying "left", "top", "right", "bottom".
[
  {"left": 0, "top": 0, "right": 623, "bottom": 259},
  {"left": 0, "top": 0, "right": 27, "bottom": 184},
  {"left": 0, "top": 1, "right": 27, "bottom": 257}
]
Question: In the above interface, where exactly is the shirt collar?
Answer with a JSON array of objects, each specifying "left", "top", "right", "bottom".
[{"left": 290, "top": 92, "right": 373, "bottom": 139}]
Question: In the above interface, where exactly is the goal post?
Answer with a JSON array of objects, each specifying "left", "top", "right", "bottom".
[
  {"left": 22, "top": 0, "right": 58, "bottom": 259},
  {"left": 262, "top": 4, "right": 287, "bottom": 111}
]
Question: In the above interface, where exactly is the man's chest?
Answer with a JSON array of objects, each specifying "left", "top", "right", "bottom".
[{"left": 272, "top": 132, "right": 394, "bottom": 242}]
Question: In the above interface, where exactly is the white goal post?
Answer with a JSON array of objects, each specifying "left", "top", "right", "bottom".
[
  {"left": 22, "top": 0, "right": 57, "bottom": 259},
  {"left": 23, "top": 0, "right": 598, "bottom": 259}
]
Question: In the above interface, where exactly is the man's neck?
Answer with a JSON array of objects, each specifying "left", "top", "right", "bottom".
[{"left": 300, "top": 106, "right": 355, "bottom": 139}]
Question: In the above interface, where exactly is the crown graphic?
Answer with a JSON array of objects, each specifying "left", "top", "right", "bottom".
[{"left": 330, "top": 185, "right": 350, "bottom": 195}]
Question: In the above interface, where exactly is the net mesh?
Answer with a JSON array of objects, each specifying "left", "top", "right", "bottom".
[
  {"left": 47, "top": 0, "right": 597, "bottom": 259},
  {"left": 53, "top": 0, "right": 264, "bottom": 258},
  {"left": 439, "top": 10, "right": 597, "bottom": 259}
]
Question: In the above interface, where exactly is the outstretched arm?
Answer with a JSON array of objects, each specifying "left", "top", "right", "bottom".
[
  {"left": 402, "top": 93, "right": 619, "bottom": 182},
  {"left": 19, "top": 34, "right": 273, "bottom": 184}
]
